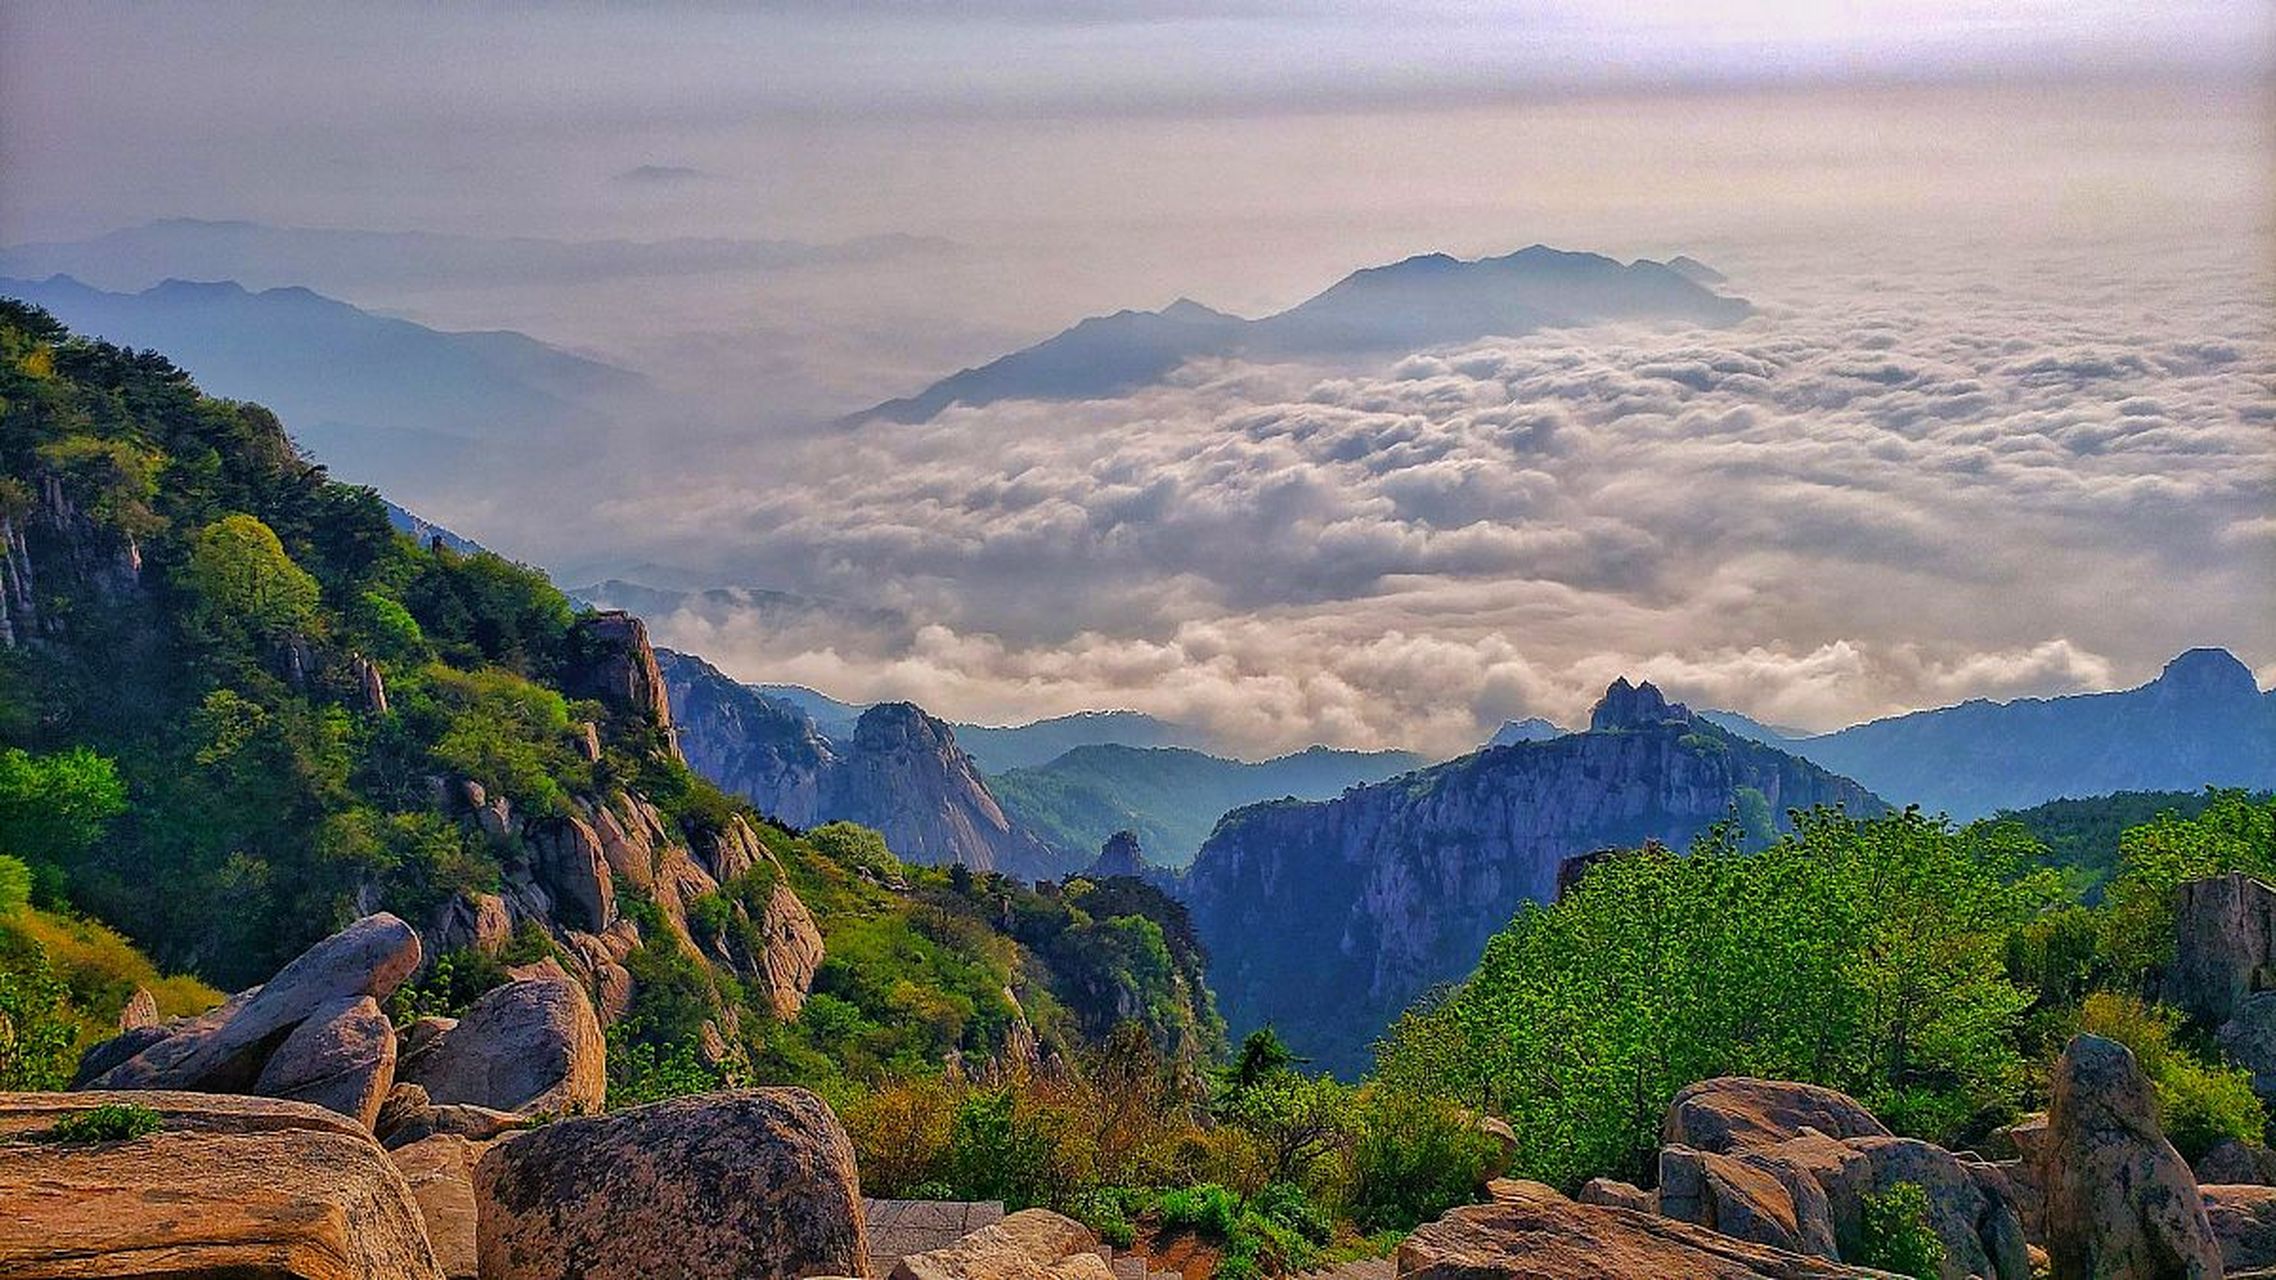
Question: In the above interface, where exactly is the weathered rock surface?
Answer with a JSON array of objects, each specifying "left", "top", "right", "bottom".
[
  {"left": 756, "top": 879, "right": 827, "bottom": 1018},
  {"left": 889, "top": 1207, "right": 1101, "bottom": 1280},
  {"left": 398, "top": 975, "right": 604, "bottom": 1116},
  {"left": 250, "top": 994, "right": 397, "bottom": 1128},
  {"left": 1659, "top": 1143, "right": 1839, "bottom": 1260},
  {"left": 474, "top": 1088, "right": 867, "bottom": 1279},
  {"left": 1396, "top": 1179, "right": 1884, "bottom": 1279},
  {"left": 1664, "top": 1077, "right": 1894, "bottom": 1154},
  {"left": 1578, "top": 1177, "right": 1658, "bottom": 1213},
  {"left": 2038, "top": 1033, "right": 2222, "bottom": 1279},
  {"left": 2207, "top": 1183, "right": 2276, "bottom": 1272},
  {"left": 0, "top": 1089, "right": 444, "bottom": 1279},
  {"left": 390, "top": 1133, "right": 486, "bottom": 1280},
  {"left": 77, "top": 913, "right": 420, "bottom": 1099},
  {"left": 563, "top": 610, "right": 678, "bottom": 757},
  {"left": 2167, "top": 872, "right": 2276, "bottom": 1026},
  {"left": 2199, "top": 1139, "right": 2276, "bottom": 1186},
  {"left": 118, "top": 985, "right": 158, "bottom": 1030},
  {"left": 820, "top": 702, "right": 1063, "bottom": 876}
]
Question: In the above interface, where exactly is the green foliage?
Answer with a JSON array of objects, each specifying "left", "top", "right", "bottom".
[
  {"left": 0, "top": 942, "right": 75, "bottom": 1089},
  {"left": 0, "top": 855, "right": 29, "bottom": 916},
  {"left": 49, "top": 1102, "right": 163, "bottom": 1143},
  {"left": 1374, "top": 809, "right": 2053, "bottom": 1187},
  {"left": 1854, "top": 1182, "right": 1946, "bottom": 1280},
  {"left": 185, "top": 513, "right": 321, "bottom": 637},
  {"left": 945, "top": 1087, "right": 1061, "bottom": 1208},
  {"left": 1157, "top": 1182, "right": 1243, "bottom": 1237},
  {"left": 1343, "top": 1087, "right": 1495, "bottom": 1231},
  {"left": 2076, "top": 992, "right": 2264, "bottom": 1161},
  {"left": 386, "top": 947, "right": 509, "bottom": 1024},
  {"left": 2098, "top": 791, "right": 2276, "bottom": 990},
  {"left": 0, "top": 746, "right": 126, "bottom": 892},
  {"left": 1994, "top": 789, "right": 2265, "bottom": 899},
  {"left": 604, "top": 1027, "right": 724, "bottom": 1110},
  {"left": 406, "top": 665, "right": 584, "bottom": 814}
]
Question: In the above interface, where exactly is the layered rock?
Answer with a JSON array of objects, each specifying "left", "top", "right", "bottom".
[
  {"left": 1396, "top": 1179, "right": 1883, "bottom": 1279},
  {"left": 396, "top": 975, "right": 605, "bottom": 1116},
  {"left": 2206, "top": 1183, "right": 2276, "bottom": 1273},
  {"left": 0, "top": 1090, "right": 444, "bottom": 1279},
  {"left": 888, "top": 1207, "right": 1102, "bottom": 1280},
  {"left": 251, "top": 994, "right": 397, "bottom": 1129},
  {"left": 2037, "top": 1033, "right": 2222, "bottom": 1279},
  {"left": 474, "top": 1088, "right": 868, "bottom": 1280},
  {"left": 1186, "top": 685, "right": 1881, "bottom": 1072}
]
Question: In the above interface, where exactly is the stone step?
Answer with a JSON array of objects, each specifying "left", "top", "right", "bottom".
[{"left": 1294, "top": 1257, "right": 1395, "bottom": 1280}]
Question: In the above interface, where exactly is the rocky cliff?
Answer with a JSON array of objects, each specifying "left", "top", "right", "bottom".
[
  {"left": 660, "top": 649, "right": 1064, "bottom": 876},
  {"left": 1184, "top": 680, "right": 1882, "bottom": 1074}
]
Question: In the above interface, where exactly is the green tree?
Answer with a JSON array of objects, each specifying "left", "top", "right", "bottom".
[
  {"left": 185, "top": 513, "right": 321, "bottom": 636},
  {"left": 0, "top": 747, "right": 126, "bottom": 893}
]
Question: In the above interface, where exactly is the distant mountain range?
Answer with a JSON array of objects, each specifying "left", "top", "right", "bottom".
[
  {"left": 1487, "top": 717, "right": 1564, "bottom": 747},
  {"left": 990, "top": 742, "right": 1429, "bottom": 868},
  {"left": 850, "top": 244, "right": 1749, "bottom": 423},
  {"left": 1703, "top": 648, "right": 2274, "bottom": 819},
  {"left": 1184, "top": 678, "right": 1884, "bottom": 1075},
  {"left": 0, "top": 218, "right": 949, "bottom": 294},
  {"left": 0, "top": 274, "right": 641, "bottom": 492}
]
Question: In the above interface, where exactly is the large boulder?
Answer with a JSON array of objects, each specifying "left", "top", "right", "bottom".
[
  {"left": 391, "top": 1133, "right": 487, "bottom": 1280},
  {"left": 78, "top": 913, "right": 421, "bottom": 1096},
  {"left": 2219, "top": 992, "right": 2276, "bottom": 1101},
  {"left": 0, "top": 1089, "right": 444, "bottom": 1279},
  {"left": 2199, "top": 1139, "right": 2276, "bottom": 1186},
  {"left": 2038, "top": 1033, "right": 2222, "bottom": 1279},
  {"left": 398, "top": 975, "right": 604, "bottom": 1116},
  {"left": 528, "top": 813, "right": 615, "bottom": 933},
  {"left": 2208, "top": 1183, "right": 2276, "bottom": 1272},
  {"left": 1396, "top": 1179, "right": 1884, "bottom": 1279},
  {"left": 1659, "top": 1144, "right": 1839, "bottom": 1259},
  {"left": 1664, "top": 1078, "right": 1893, "bottom": 1155},
  {"left": 888, "top": 1208, "right": 1101, "bottom": 1280},
  {"left": 2167, "top": 873, "right": 2276, "bottom": 1026},
  {"left": 1844, "top": 1136, "right": 2030, "bottom": 1280},
  {"left": 251, "top": 994, "right": 397, "bottom": 1128},
  {"left": 474, "top": 1088, "right": 867, "bottom": 1279}
]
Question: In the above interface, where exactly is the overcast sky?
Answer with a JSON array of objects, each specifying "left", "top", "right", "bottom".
[{"left": 2, "top": 3, "right": 2270, "bottom": 750}]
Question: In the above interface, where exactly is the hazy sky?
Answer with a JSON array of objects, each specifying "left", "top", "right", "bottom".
[{"left": 3, "top": 3, "right": 2271, "bottom": 751}]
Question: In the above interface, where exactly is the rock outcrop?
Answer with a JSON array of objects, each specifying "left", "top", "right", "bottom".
[
  {"left": 1087, "top": 830, "right": 1150, "bottom": 880},
  {"left": 0, "top": 1090, "right": 444, "bottom": 1279},
  {"left": 2168, "top": 872, "right": 2276, "bottom": 1027},
  {"left": 1185, "top": 684, "right": 1881, "bottom": 1072},
  {"left": 75, "top": 913, "right": 419, "bottom": 1124},
  {"left": 888, "top": 1207, "right": 1102, "bottom": 1280},
  {"left": 396, "top": 975, "right": 605, "bottom": 1116},
  {"left": 390, "top": 1133, "right": 487, "bottom": 1280},
  {"left": 659, "top": 646, "right": 839, "bottom": 827},
  {"left": 1396, "top": 1179, "right": 1883, "bottom": 1279},
  {"left": 2206, "top": 1183, "right": 2276, "bottom": 1273},
  {"left": 2038, "top": 1033, "right": 2222, "bottom": 1279},
  {"left": 474, "top": 1088, "right": 868, "bottom": 1279},
  {"left": 562, "top": 610, "right": 678, "bottom": 757},
  {"left": 1664, "top": 1077, "right": 1894, "bottom": 1153}
]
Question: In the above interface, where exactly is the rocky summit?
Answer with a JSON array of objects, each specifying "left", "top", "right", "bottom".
[{"left": 1184, "top": 679, "right": 1881, "bottom": 1072}]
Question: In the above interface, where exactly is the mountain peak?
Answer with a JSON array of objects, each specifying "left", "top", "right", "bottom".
[
  {"left": 1589, "top": 678, "right": 1693, "bottom": 732},
  {"left": 1159, "top": 297, "right": 1234, "bottom": 323},
  {"left": 1087, "top": 829, "right": 1151, "bottom": 879},
  {"left": 2152, "top": 647, "right": 2259, "bottom": 702}
]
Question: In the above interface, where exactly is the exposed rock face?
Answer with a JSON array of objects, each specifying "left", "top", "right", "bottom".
[
  {"left": 1665, "top": 1078, "right": 1894, "bottom": 1154},
  {"left": 2038, "top": 1034, "right": 2222, "bottom": 1279},
  {"left": 390, "top": 1134, "right": 486, "bottom": 1280},
  {"left": 1592, "top": 677, "right": 1692, "bottom": 730},
  {"left": 1087, "top": 830, "right": 1150, "bottom": 880},
  {"left": 659, "top": 647, "right": 838, "bottom": 827},
  {"left": 2206, "top": 1183, "right": 2276, "bottom": 1272},
  {"left": 0, "top": 1090, "right": 444, "bottom": 1279},
  {"left": 1579, "top": 1177, "right": 1658, "bottom": 1213},
  {"left": 251, "top": 994, "right": 397, "bottom": 1129},
  {"left": 474, "top": 1088, "right": 868, "bottom": 1280},
  {"left": 526, "top": 813, "right": 615, "bottom": 932},
  {"left": 1659, "top": 1144, "right": 1839, "bottom": 1259},
  {"left": 888, "top": 1207, "right": 1101, "bottom": 1280},
  {"left": 563, "top": 610, "right": 679, "bottom": 758},
  {"left": 2198, "top": 1139, "right": 2276, "bottom": 1186},
  {"left": 2167, "top": 872, "right": 2276, "bottom": 1026},
  {"left": 1396, "top": 1179, "right": 1882, "bottom": 1279},
  {"left": 1186, "top": 689, "right": 1881, "bottom": 1071},
  {"left": 818, "top": 703, "right": 1063, "bottom": 876},
  {"left": 77, "top": 913, "right": 419, "bottom": 1109},
  {"left": 119, "top": 985, "right": 159, "bottom": 1030},
  {"left": 397, "top": 976, "right": 605, "bottom": 1116},
  {"left": 754, "top": 880, "right": 827, "bottom": 1019}
]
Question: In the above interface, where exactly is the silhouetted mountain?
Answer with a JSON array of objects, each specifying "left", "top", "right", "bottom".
[
  {"left": 0, "top": 274, "right": 642, "bottom": 491},
  {"left": 950, "top": 711, "right": 1211, "bottom": 773},
  {"left": 991, "top": 742, "right": 1429, "bottom": 868},
  {"left": 1184, "top": 680, "right": 1880, "bottom": 1073},
  {"left": 849, "top": 245, "right": 1749, "bottom": 423},
  {"left": 1710, "top": 648, "right": 2275, "bottom": 819},
  {"left": 0, "top": 218, "right": 948, "bottom": 293},
  {"left": 1487, "top": 716, "right": 1563, "bottom": 747},
  {"left": 1665, "top": 254, "right": 1728, "bottom": 285}
]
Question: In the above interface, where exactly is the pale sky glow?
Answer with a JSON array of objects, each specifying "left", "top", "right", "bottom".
[{"left": 1, "top": 3, "right": 2269, "bottom": 751}]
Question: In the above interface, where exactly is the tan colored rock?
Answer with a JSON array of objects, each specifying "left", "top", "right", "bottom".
[
  {"left": 1663, "top": 1077, "right": 1893, "bottom": 1155},
  {"left": 475, "top": 1088, "right": 867, "bottom": 1280},
  {"left": 1578, "top": 1177, "right": 1657, "bottom": 1212},
  {"left": 2200, "top": 1139, "right": 2276, "bottom": 1186},
  {"left": 391, "top": 1134, "right": 485, "bottom": 1280},
  {"left": 0, "top": 1089, "right": 443, "bottom": 1279},
  {"left": 428, "top": 891, "right": 513, "bottom": 959},
  {"left": 1043, "top": 1255, "right": 1115, "bottom": 1280},
  {"left": 2167, "top": 872, "right": 2276, "bottom": 1026},
  {"left": 2207, "top": 1183, "right": 2276, "bottom": 1273},
  {"left": 79, "top": 913, "right": 421, "bottom": 1094},
  {"left": 399, "top": 976, "right": 604, "bottom": 1116},
  {"left": 890, "top": 1208, "right": 1101, "bottom": 1280},
  {"left": 1659, "top": 1143, "right": 1838, "bottom": 1259},
  {"left": 1844, "top": 1136, "right": 2029, "bottom": 1280},
  {"left": 528, "top": 813, "right": 614, "bottom": 933},
  {"left": 251, "top": 994, "right": 397, "bottom": 1128},
  {"left": 759, "top": 880, "right": 826, "bottom": 1019},
  {"left": 118, "top": 986, "right": 159, "bottom": 1031},
  {"left": 2039, "top": 1033, "right": 2221, "bottom": 1280},
  {"left": 1397, "top": 1179, "right": 1884, "bottom": 1279}
]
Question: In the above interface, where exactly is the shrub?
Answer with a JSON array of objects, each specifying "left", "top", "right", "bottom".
[
  {"left": 1157, "top": 1183, "right": 1242, "bottom": 1238},
  {"left": 604, "top": 1028, "right": 721, "bottom": 1110},
  {"left": 1854, "top": 1182, "right": 1946, "bottom": 1280},
  {"left": 50, "top": 1103, "right": 162, "bottom": 1143},
  {"left": 0, "top": 943, "right": 75, "bottom": 1089},
  {"left": 1343, "top": 1087, "right": 1495, "bottom": 1231},
  {"left": 2078, "top": 992, "right": 2264, "bottom": 1160}
]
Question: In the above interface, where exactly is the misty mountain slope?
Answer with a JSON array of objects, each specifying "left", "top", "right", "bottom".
[
  {"left": 1710, "top": 647, "right": 2275, "bottom": 819},
  {"left": 1184, "top": 678, "right": 1882, "bottom": 1075},
  {"left": 849, "top": 244, "right": 1748, "bottom": 423},
  {"left": 0, "top": 217, "right": 948, "bottom": 293},
  {"left": 0, "top": 273, "right": 642, "bottom": 490},
  {"left": 991, "top": 742, "right": 1429, "bottom": 868},
  {"left": 658, "top": 649, "right": 1066, "bottom": 877}
]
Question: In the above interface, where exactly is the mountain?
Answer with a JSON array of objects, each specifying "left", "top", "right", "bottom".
[
  {"left": 1182, "top": 678, "right": 1883, "bottom": 1074},
  {"left": 951, "top": 711, "right": 1210, "bottom": 773},
  {"left": 658, "top": 649, "right": 1065, "bottom": 876},
  {"left": 0, "top": 274, "right": 644, "bottom": 493},
  {"left": 1487, "top": 716, "right": 1563, "bottom": 747},
  {"left": 0, "top": 217, "right": 947, "bottom": 294},
  {"left": 383, "top": 500, "right": 486, "bottom": 557},
  {"left": 755, "top": 683, "right": 869, "bottom": 741},
  {"left": 1711, "top": 648, "right": 2275, "bottom": 819},
  {"left": 849, "top": 245, "right": 1750, "bottom": 423},
  {"left": 1995, "top": 788, "right": 2272, "bottom": 897},
  {"left": 990, "top": 742, "right": 1430, "bottom": 869}
]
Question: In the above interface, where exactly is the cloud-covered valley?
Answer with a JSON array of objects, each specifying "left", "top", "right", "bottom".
[{"left": 576, "top": 240, "right": 2272, "bottom": 756}]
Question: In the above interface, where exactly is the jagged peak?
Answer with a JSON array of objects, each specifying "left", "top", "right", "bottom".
[{"left": 1589, "top": 678, "right": 1693, "bottom": 732}]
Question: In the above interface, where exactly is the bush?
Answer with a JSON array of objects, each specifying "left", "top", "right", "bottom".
[
  {"left": 604, "top": 1028, "right": 721, "bottom": 1110},
  {"left": 1158, "top": 1182, "right": 1243, "bottom": 1238},
  {"left": 1343, "top": 1087, "right": 1495, "bottom": 1231},
  {"left": 1854, "top": 1182, "right": 1946, "bottom": 1280},
  {"left": 50, "top": 1102, "right": 162, "bottom": 1143},
  {"left": 386, "top": 947, "right": 508, "bottom": 1024},
  {"left": 0, "top": 943, "right": 75, "bottom": 1089},
  {"left": 2078, "top": 992, "right": 2264, "bottom": 1160}
]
